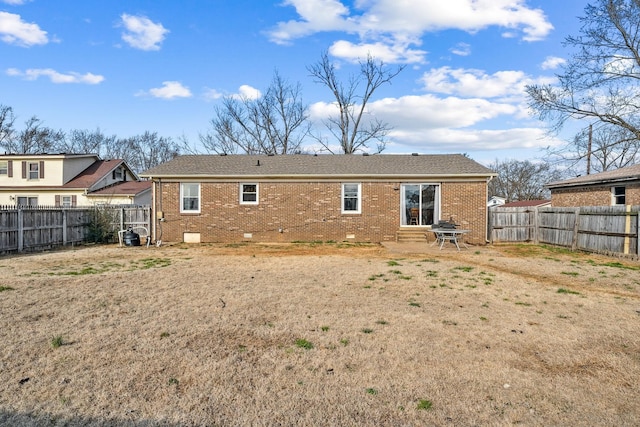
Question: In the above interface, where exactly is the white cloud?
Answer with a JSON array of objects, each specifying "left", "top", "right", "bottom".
[
  {"left": 309, "top": 94, "right": 515, "bottom": 138},
  {"left": 420, "top": 66, "right": 555, "bottom": 101},
  {"left": 0, "top": 11, "right": 48, "bottom": 46},
  {"left": 1, "top": 0, "right": 30, "bottom": 4},
  {"left": 6, "top": 67, "right": 104, "bottom": 84},
  {"left": 203, "top": 88, "right": 223, "bottom": 101},
  {"left": 541, "top": 56, "right": 566, "bottom": 70},
  {"left": 268, "top": 0, "right": 353, "bottom": 43},
  {"left": 141, "top": 81, "right": 192, "bottom": 99},
  {"left": 308, "top": 93, "right": 557, "bottom": 154},
  {"left": 268, "top": 0, "right": 553, "bottom": 63},
  {"left": 450, "top": 42, "right": 471, "bottom": 57},
  {"left": 329, "top": 38, "right": 427, "bottom": 63},
  {"left": 119, "top": 14, "right": 168, "bottom": 51},
  {"left": 232, "top": 85, "right": 262, "bottom": 100},
  {"left": 387, "top": 127, "right": 554, "bottom": 152},
  {"left": 307, "top": 65, "right": 565, "bottom": 155}
]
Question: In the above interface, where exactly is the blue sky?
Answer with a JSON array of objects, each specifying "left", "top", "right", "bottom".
[{"left": 0, "top": 0, "right": 590, "bottom": 165}]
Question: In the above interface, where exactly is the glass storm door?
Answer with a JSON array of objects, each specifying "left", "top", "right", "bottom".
[{"left": 401, "top": 184, "right": 439, "bottom": 226}]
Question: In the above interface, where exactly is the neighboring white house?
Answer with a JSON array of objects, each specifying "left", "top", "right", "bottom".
[
  {"left": 487, "top": 196, "right": 506, "bottom": 208},
  {"left": 0, "top": 153, "right": 151, "bottom": 207}
]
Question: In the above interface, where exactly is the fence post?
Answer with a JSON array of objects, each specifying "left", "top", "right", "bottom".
[
  {"left": 532, "top": 207, "right": 539, "bottom": 244},
  {"left": 62, "top": 209, "right": 68, "bottom": 245},
  {"left": 120, "top": 207, "right": 125, "bottom": 231},
  {"left": 487, "top": 208, "right": 493, "bottom": 244},
  {"left": 636, "top": 207, "right": 640, "bottom": 257},
  {"left": 17, "top": 207, "right": 24, "bottom": 252},
  {"left": 571, "top": 207, "right": 580, "bottom": 251}
]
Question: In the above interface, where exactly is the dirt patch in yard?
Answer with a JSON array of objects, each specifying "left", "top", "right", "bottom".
[{"left": 1, "top": 242, "right": 639, "bottom": 426}]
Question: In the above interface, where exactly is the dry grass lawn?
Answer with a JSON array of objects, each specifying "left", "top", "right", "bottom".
[{"left": 1, "top": 241, "right": 639, "bottom": 426}]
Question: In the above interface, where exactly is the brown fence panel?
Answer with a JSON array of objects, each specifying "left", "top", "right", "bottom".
[
  {"left": 576, "top": 206, "right": 637, "bottom": 255},
  {"left": 489, "top": 207, "right": 536, "bottom": 243},
  {"left": 537, "top": 207, "right": 578, "bottom": 248},
  {"left": 0, "top": 206, "right": 151, "bottom": 255},
  {"left": 490, "top": 205, "right": 639, "bottom": 257},
  {"left": 0, "top": 208, "right": 18, "bottom": 252}
]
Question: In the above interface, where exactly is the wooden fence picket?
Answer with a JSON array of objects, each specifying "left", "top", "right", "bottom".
[
  {"left": 490, "top": 205, "right": 639, "bottom": 257},
  {"left": 0, "top": 206, "right": 151, "bottom": 255}
]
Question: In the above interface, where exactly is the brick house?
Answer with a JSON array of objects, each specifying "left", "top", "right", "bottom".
[
  {"left": 141, "top": 154, "right": 495, "bottom": 244},
  {"left": 547, "top": 163, "right": 640, "bottom": 207}
]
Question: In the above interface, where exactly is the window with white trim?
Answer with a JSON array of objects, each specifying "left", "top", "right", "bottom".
[
  {"left": 17, "top": 196, "right": 37, "bottom": 207},
  {"left": 180, "top": 183, "right": 200, "bottom": 213},
  {"left": 0, "top": 161, "right": 7, "bottom": 175},
  {"left": 342, "top": 183, "right": 361, "bottom": 214},
  {"left": 62, "top": 196, "right": 72, "bottom": 208},
  {"left": 28, "top": 162, "right": 39, "bottom": 180},
  {"left": 114, "top": 168, "right": 123, "bottom": 180},
  {"left": 612, "top": 186, "right": 626, "bottom": 205},
  {"left": 240, "top": 183, "right": 258, "bottom": 204}
]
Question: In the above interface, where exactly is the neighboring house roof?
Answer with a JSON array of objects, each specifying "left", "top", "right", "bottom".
[
  {"left": 62, "top": 159, "right": 135, "bottom": 190},
  {"left": 547, "top": 164, "right": 640, "bottom": 189},
  {"left": 0, "top": 153, "right": 98, "bottom": 160},
  {"left": 502, "top": 199, "right": 551, "bottom": 208},
  {"left": 87, "top": 180, "right": 151, "bottom": 197},
  {"left": 141, "top": 154, "right": 495, "bottom": 179}
]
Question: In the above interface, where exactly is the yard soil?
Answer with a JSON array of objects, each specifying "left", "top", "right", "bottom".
[{"left": 1, "top": 241, "right": 639, "bottom": 426}]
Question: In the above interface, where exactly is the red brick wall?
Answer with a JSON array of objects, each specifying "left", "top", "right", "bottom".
[
  {"left": 154, "top": 180, "right": 488, "bottom": 244},
  {"left": 551, "top": 183, "right": 640, "bottom": 207},
  {"left": 441, "top": 181, "right": 488, "bottom": 244}
]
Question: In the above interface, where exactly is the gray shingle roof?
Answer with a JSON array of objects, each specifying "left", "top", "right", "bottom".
[
  {"left": 547, "top": 163, "right": 640, "bottom": 189},
  {"left": 141, "top": 154, "right": 495, "bottom": 179}
]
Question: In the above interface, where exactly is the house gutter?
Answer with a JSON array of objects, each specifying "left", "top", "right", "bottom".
[
  {"left": 546, "top": 176, "right": 640, "bottom": 190},
  {"left": 141, "top": 173, "right": 496, "bottom": 181}
]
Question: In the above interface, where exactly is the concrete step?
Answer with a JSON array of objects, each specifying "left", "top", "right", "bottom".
[{"left": 396, "top": 228, "right": 430, "bottom": 242}]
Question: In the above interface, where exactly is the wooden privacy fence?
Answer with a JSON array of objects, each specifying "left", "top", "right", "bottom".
[
  {"left": 0, "top": 205, "right": 151, "bottom": 254},
  {"left": 489, "top": 206, "right": 639, "bottom": 257}
]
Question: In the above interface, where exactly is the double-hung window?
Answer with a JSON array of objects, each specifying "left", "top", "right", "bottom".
[
  {"left": 180, "top": 183, "right": 200, "bottom": 213},
  {"left": 28, "top": 162, "right": 39, "bottom": 180},
  {"left": 240, "top": 183, "right": 258, "bottom": 204},
  {"left": 0, "top": 161, "right": 7, "bottom": 176},
  {"left": 342, "top": 183, "right": 361, "bottom": 214},
  {"left": 612, "top": 186, "right": 626, "bottom": 205}
]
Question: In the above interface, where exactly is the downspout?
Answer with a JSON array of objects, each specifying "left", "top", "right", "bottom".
[
  {"left": 486, "top": 176, "right": 493, "bottom": 244},
  {"left": 155, "top": 178, "right": 163, "bottom": 245}
]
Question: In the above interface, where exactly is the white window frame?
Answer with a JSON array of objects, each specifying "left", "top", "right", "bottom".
[
  {"left": 17, "top": 196, "right": 38, "bottom": 207},
  {"left": 180, "top": 183, "right": 201, "bottom": 213},
  {"left": 0, "top": 161, "right": 7, "bottom": 175},
  {"left": 62, "top": 196, "right": 72, "bottom": 208},
  {"left": 612, "top": 186, "right": 626, "bottom": 206},
  {"left": 28, "top": 162, "right": 39, "bottom": 180},
  {"left": 341, "top": 183, "right": 361, "bottom": 214},
  {"left": 240, "top": 183, "right": 259, "bottom": 205}
]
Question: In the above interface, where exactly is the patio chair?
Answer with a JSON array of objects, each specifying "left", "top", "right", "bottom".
[{"left": 409, "top": 208, "right": 419, "bottom": 225}]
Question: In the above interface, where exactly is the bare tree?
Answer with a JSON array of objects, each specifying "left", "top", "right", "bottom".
[
  {"left": 0, "top": 105, "right": 16, "bottom": 152},
  {"left": 57, "top": 128, "right": 117, "bottom": 155},
  {"left": 527, "top": 1, "right": 640, "bottom": 157},
  {"left": 546, "top": 123, "right": 640, "bottom": 174},
  {"left": 109, "top": 131, "right": 179, "bottom": 174},
  {"left": 15, "top": 116, "right": 65, "bottom": 154},
  {"left": 488, "top": 159, "right": 563, "bottom": 202},
  {"left": 307, "top": 51, "right": 404, "bottom": 154},
  {"left": 201, "top": 71, "right": 309, "bottom": 155}
]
